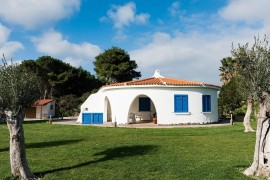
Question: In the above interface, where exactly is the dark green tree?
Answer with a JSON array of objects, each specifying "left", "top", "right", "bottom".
[
  {"left": 0, "top": 57, "right": 41, "bottom": 179},
  {"left": 20, "top": 56, "right": 101, "bottom": 98},
  {"left": 57, "top": 94, "right": 82, "bottom": 117},
  {"left": 218, "top": 76, "right": 244, "bottom": 116},
  {"left": 94, "top": 47, "right": 141, "bottom": 84},
  {"left": 20, "top": 59, "right": 50, "bottom": 99}
]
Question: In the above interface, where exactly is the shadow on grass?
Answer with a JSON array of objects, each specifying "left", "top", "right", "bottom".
[
  {"left": 23, "top": 120, "right": 48, "bottom": 124},
  {"left": 36, "top": 145, "right": 158, "bottom": 177},
  {"left": 0, "top": 147, "right": 9, "bottom": 152},
  {"left": 26, "top": 139, "right": 83, "bottom": 149},
  {"left": 0, "top": 139, "right": 83, "bottom": 152}
]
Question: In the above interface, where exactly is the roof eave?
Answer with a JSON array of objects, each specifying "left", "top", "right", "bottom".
[{"left": 100, "top": 84, "right": 220, "bottom": 91}]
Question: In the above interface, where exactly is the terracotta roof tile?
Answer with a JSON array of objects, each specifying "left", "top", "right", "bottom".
[
  {"left": 104, "top": 77, "right": 220, "bottom": 88},
  {"left": 34, "top": 99, "right": 54, "bottom": 106}
]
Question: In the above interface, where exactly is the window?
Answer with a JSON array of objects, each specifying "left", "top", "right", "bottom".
[
  {"left": 139, "top": 97, "right": 150, "bottom": 111},
  {"left": 202, "top": 95, "right": 211, "bottom": 112},
  {"left": 50, "top": 105, "right": 53, "bottom": 110},
  {"left": 174, "top": 95, "right": 188, "bottom": 113}
]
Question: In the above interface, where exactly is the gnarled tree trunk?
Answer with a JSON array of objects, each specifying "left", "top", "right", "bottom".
[
  {"left": 243, "top": 97, "right": 255, "bottom": 132},
  {"left": 244, "top": 92, "right": 270, "bottom": 177},
  {"left": 6, "top": 110, "right": 39, "bottom": 180}
]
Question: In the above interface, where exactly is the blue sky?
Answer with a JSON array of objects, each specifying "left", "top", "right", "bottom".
[{"left": 0, "top": 0, "right": 269, "bottom": 84}]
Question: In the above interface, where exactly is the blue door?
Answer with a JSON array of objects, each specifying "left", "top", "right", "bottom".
[
  {"left": 82, "top": 113, "right": 103, "bottom": 124},
  {"left": 82, "top": 113, "right": 91, "bottom": 124},
  {"left": 92, "top": 113, "right": 103, "bottom": 124}
]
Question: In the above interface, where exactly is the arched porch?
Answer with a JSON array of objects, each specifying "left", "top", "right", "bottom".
[
  {"left": 127, "top": 94, "right": 157, "bottom": 124},
  {"left": 104, "top": 97, "right": 112, "bottom": 122}
]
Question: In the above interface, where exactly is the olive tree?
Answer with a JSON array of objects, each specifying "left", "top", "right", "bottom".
[
  {"left": 0, "top": 58, "right": 41, "bottom": 179},
  {"left": 232, "top": 35, "right": 270, "bottom": 177}
]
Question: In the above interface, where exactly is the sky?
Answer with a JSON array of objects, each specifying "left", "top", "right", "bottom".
[{"left": 0, "top": 0, "right": 269, "bottom": 85}]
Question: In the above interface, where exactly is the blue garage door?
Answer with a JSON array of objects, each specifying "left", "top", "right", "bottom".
[
  {"left": 82, "top": 113, "right": 91, "bottom": 124},
  {"left": 82, "top": 113, "right": 103, "bottom": 124},
  {"left": 92, "top": 113, "right": 103, "bottom": 124}
]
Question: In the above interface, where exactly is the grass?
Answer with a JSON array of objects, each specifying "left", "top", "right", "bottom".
[{"left": 0, "top": 121, "right": 256, "bottom": 179}]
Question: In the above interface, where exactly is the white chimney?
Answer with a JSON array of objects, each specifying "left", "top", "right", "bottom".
[{"left": 152, "top": 69, "right": 164, "bottom": 78}]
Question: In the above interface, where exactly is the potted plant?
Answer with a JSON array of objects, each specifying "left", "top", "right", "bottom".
[{"left": 152, "top": 112, "right": 157, "bottom": 124}]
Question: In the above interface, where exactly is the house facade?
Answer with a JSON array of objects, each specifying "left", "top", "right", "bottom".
[
  {"left": 25, "top": 99, "right": 55, "bottom": 119},
  {"left": 77, "top": 70, "right": 220, "bottom": 125}
]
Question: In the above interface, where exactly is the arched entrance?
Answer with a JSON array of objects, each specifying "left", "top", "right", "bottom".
[
  {"left": 127, "top": 95, "right": 157, "bottom": 124},
  {"left": 104, "top": 97, "right": 112, "bottom": 122}
]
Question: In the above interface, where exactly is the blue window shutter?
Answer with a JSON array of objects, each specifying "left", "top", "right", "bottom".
[
  {"left": 174, "top": 95, "right": 181, "bottom": 112},
  {"left": 139, "top": 98, "right": 144, "bottom": 111},
  {"left": 139, "top": 97, "right": 150, "bottom": 111},
  {"left": 182, "top": 95, "right": 188, "bottom": 112},
  {"left": 145, "top": 98, "right": 150, "bottom": 111},
  {"left": 207, "top": 96, "right": 211, "bottom": 112},
  {"left": 202, "top": 95, "right": 206, "bottom": 112},
  {"left": 174, "top": 95, "right": 188, "bottom": 112},
  {"left": 202, "top": 95, "right": 211, "bottom": 112}
]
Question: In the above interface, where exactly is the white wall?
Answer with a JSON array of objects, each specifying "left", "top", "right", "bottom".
[
  {"left": 35, "top": 101, "right": 55, "bottom": 119},
  {"left": 78, "top": 86, "right": 219, "bottom": 125},
  {"left": 77, "top": 92, "right": 105, "bottom": 123}
]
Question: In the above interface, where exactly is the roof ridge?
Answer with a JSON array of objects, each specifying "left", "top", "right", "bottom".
[
  {"left": 158, "top": 77, "right": 166, "bottom": 85},
  {"left": 102, "top": 76, "right": 220, "bottom": 88},
  {"left": 128, "top": 77, "right": 155, "bottom": 85}
]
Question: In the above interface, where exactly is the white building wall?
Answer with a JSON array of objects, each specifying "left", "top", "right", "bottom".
[
  {"left": 45, "top": 101, "right": 55, "bottom": 118},
  {"left": 77, "top": 92, "right": 105, "bottom": 123},
  {"left": 36, "top": 106, "right": 42, "bottom": 119},
  {"left": 78, "top": 86, "right": 219, "bottom": 125},
  {"left": 35, "top": 101, "right": 55, "bottom": 119}
]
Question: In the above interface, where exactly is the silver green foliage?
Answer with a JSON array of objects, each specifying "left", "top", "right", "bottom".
[
  {"left": 232, "top": 35, "right": 270, "bottom": 100},
  {"left": 0, "top": 57, "right": 41, "bottom": 116}
]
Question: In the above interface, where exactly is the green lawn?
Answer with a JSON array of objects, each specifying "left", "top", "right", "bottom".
[{"left": 0, "top": 121, "right": 256, "bottom": 179}]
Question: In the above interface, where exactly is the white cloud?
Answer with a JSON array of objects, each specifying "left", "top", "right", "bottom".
[
  {"left": 128, "top": 0, "right": 270, "bottom": 85},
  {"left": 106, "top": 2, "right": 150, "bottom": 29},
  {"left": 0, "top": 23, "right": 23, "bottom": 59},
  {"left": 219, "top": 0, "right": 270, "bottom": 24},
  {"left": 0, "top": 0, "right": 80, "bottom": 29},
  {"left": 135, "top": 13, "right": 150, "bottom": 24},
  {"left": 129, "top": 26, "right": 264, "bottom": 85},
  {"left": 168, "top": 1, "right": 181, "bottom": 17},
  {"left": 31, "top": 30, "right": 101, "bottom": 68},
  {"left": 0, "top": 23, "right": 10, "bottom": 44}
]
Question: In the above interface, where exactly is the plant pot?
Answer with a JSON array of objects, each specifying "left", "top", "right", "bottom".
[{"left": 153, "top": 118, "right": 157, "bottom": 124}]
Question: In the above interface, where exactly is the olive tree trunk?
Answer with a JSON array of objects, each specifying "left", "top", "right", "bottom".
[
  {"left": 244, "top": 92, "right": 270, "bottom": 177},
  {"left": 243, "top": 98, "right": 255, "bottom": 132},
  {"left": 6, "top": 110, "right": 38, "bottom": 180}
]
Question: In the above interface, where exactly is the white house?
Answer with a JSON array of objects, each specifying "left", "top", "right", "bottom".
[
  {"left": 25, "top": 99, "right": 55, "bottom": 119},
  {"left": 77, "top": 70, "right": 220, "bottom": 125}
]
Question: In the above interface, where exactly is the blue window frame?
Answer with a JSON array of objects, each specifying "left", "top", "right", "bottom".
[
  {"left": 139, "top": 97, "right": 151, "bottom": 111},
  {"left": 202, "top": 95, "right": 211, "bottom": 112},
  {"left": 174, "top": 95, "right": 188, "bottom": 113}
]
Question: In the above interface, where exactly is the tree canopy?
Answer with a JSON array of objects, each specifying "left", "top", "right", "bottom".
[
  {"left": 94, "top": 47, "right": 141, "bottom": 84},
  {"left": 20, "top": 56, "right": 101, "bottom": 98},
  {"left": 219, "top": 57, "right": 238, "bottom": 84},
  {"left": 0, "top": 61, "right": 41, "bottom": 114},
  {"left": 218, "top": 76, "right": 244, "bottom": 116},
  {"left": 232, "top": 36, "right": 270, "bottom": 99}
]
